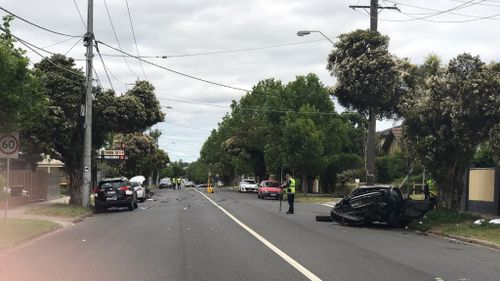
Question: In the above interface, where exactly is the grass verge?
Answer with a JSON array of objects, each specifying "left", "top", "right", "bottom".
[
  {"left": 0, "top": 218, "right": 60, "bottom": 250},
  {"left": 409, "top": 208, "right": 500, "bottom": 246},
  {"left": 293, "top": 193, "right": 340, "bottom": 204},
  {"left": 28, "top": 203, "right": 93, "bottom": 218}
]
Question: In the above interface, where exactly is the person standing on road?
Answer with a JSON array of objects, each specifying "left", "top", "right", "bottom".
[{"left": 281, "top": 174, "right": 295, "bottom": 214}]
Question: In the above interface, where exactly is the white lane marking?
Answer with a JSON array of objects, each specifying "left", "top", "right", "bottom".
[
  {"left": 319, "top": 203, "right": 335, "bottom": 208},
  {"left": 194, "top": 188, "right": 322, "bottom": 281}
]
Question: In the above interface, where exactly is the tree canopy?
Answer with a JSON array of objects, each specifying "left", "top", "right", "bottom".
[
  {"left": 199, "top": 74, "right": 366, "bottom": 192},
  {"left": 21, "top": 54, "right": 165, "bottom": 204},
  {"left": 401, "top": 53, "right": 500, "bottom": 209},
  {"left": 327, "top": 29, "right": 401, "bottom": 118},
  {"left": 0, "top": 16, "right": 45, "bottom": 132}
]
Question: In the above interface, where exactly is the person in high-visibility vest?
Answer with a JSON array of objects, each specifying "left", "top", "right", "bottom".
[
  {"left": 281, "top": 174, "right": 296, "bottom": 214},
  {"left": 424, "top": 178, "right": 438, "bottom": 205},
  {"left": 175, "top": 177, "right": 180, "bottom": 190}
]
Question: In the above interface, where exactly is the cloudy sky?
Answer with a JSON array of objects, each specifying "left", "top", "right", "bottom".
[{"left": 2, "top": 0, "right": 499, "bottom": 162}]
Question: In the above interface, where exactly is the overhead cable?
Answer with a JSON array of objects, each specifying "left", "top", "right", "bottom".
[
  {"left": 97, "top": 38, "right": 331, "bottom": 60},
  {"left": 383, "top": 0, "right": 500, "bottom": 21},
  {"left": 94, "top": 42, "right": 116, "bottom": 92},
  {"left": 165, "top": 121, "right": 211, "bottom": 131},
  {"left": 0, "top": 6, "right": 82, "bottom": 37},
  {"left": 96, "top": 40, "right": 251, "bottom": 92},
  {"left": 125, "top": 0, "right": 148, "bottom": 79},
  {"left": 72, "top": 0, "right": 87, "bottom": 29},
  {"left": 159, "top": 97, "right": 338, "bottom": 115},
  {"left": 102, "top": 0, "right": 141, "bottom": 78}
]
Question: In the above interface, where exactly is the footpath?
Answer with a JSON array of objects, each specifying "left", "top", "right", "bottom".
[{"left": 0, "top": 197, "right": 93, "bottom": 252}]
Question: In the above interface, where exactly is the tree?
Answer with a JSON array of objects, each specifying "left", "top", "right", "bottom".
[
  {"left": 199, "top": 73, "right": 364, "bottom": 192},
  {"left": 0, "top": 16, "right": 45, "bottom": 132},
  {"left": 185, "top": 160, "right": 209, "bottom": 183},
  {"left": 401, "top": 53, "right": 500, "bottom": 209},
  {"left": 26, "top": 54, "right": 164, "bottom": 205},
  {"left": 327, "top": 29, "right": 401, "bottom": 185}
]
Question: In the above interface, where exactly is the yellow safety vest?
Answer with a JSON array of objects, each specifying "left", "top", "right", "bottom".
[{"left": 287, "top": 178, "right": 296, "bottom": 194}]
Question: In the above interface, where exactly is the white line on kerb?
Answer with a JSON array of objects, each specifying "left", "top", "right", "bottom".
[
  {"left": 194, "top": 188, "right": 322, "bottom": 281},
  {"left": 319, "top": 203, "right": 335, "bottom": 208}
]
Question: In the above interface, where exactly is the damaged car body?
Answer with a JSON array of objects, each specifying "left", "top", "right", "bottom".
[{"left": 329, "top": 185, "right": 435, "bottom": 227}]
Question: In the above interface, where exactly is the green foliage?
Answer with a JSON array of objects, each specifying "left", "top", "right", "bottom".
[
  {"left": 199, "top": 74, "right": 366, "bottom": 191},
  {"left": 162, "top": 160, "right": 189, "bottom": 178},
  {"left": 0, "top": 16, "right": 45, "bottom": 132},
  {"left": 375, "top": 152, "right": 409, "bottom": 183},
  {"left": 28, "top": 203, "right": 92, "bottom": 218},
  {"left": 114, "top": 133, "right": 169, "bottom": 177},
  {"left": 327, "top": 29, "right": 401, "bottom": 118},
  {"left": 409, "top": 208, "right": 479, "bottom": 232},
  {"left": 20, "top": 54, "right": 165, "bottom": 205},
  {"left": 490, "top": 124, "right": 500, "bottom": 164},
  {"left": 472, "top": 142, "right": 495, "bottom": 168},
  {"left": 0, "top": 190, "right": 9, "bottom": 202},
  {"left": 401, "top": 53, "right": 500, "bottom": 209},
  {"left": 185, "top": 160, "right": 209, "bottom": 183}
]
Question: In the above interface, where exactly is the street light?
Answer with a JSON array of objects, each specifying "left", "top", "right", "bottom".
[{"left": 296, "top": 30, "right": 335, "bottom": 45}]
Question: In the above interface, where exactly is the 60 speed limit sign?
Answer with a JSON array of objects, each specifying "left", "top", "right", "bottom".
[{"left": 0, "top": 132, "right": 20, "bottom": 158}]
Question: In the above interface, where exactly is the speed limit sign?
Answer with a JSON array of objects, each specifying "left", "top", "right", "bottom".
[{"left": 0, "top": 132, "right": 20, "bottom": 158}]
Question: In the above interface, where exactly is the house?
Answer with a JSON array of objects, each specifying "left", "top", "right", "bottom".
[
  {"left": 0, "top": 157, "right": 67, "bottom": 209},
  {"left": 378, "top": 126, "right": 403, "bottom": 155}
]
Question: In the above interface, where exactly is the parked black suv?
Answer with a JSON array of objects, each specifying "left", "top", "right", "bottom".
[{"left": 94, "top": 177, "right": 138, "bottom": 213}]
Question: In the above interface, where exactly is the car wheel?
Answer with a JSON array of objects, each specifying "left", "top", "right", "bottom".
[
  {"left": 95, "top": 204, "right": 102, "bottom": 213},
  {"left": 128, "top": 201, "right": 134, "bottom": 211},
  {"left": 133, "top": 200, "right": 138, "bottom": 209}
]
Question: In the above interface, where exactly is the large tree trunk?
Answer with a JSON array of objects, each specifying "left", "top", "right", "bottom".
[
  {"left": 302, "top": 173, "right": 308, "bottom": 194},
  {"left": 68, "top": 168, "right": 83, "bottom": 205},
  {"left": 440, "top": 162, "right": 467, "bottom": 211}
]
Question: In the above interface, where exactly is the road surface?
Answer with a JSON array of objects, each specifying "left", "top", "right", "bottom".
[{"left": 1, "top": 187, "right": 499, "bottom": 281}]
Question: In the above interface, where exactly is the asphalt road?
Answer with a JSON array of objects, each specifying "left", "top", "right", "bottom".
[{"left": 1, "top": 187, "right": 499, "bottom": 281}]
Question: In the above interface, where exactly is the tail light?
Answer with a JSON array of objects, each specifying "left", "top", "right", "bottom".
[
  {"left": 93, "top": 187, "right": 101, "bottom": 193},
  {"left": 119, "top": 186, "right": 130, "bottom": 191}
]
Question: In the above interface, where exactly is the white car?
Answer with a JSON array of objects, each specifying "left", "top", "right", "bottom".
[
  {"left": 130, "top": 181, "right": 146, "bottom": 202},
  {"left": 239, "top": 179, "right": 258, "bottom": 193},
  {"left": 130, "top": 176, "right": 147, "bottom": 202}
]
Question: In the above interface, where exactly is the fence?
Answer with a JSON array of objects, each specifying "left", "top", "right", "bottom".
[{"left": 465, "top": 166, "right": 500, "bottom": 215}]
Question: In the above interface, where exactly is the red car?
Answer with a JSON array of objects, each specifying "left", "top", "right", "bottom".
[{"left": 257, "top": 180, "right": 282, "bottom": 200}]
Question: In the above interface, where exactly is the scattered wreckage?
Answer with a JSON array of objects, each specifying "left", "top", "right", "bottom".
[{"left": 317, "top": 185, "right": 435, "bottom": 227}]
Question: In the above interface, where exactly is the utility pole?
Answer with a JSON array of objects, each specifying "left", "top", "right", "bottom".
[
  {"left": 349, "top": 0, "right": 399, "bottom": 185},
  {"left": 82, "top": 0, "right": 94, "bottom": 207}
]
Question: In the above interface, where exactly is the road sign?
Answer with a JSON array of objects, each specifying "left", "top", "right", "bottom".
[
  {"left": 103, "top": 150, "right": 125, "bottom": 156},
  {"left": 0, "top": 132, "right": 20, "bottom": 158}
]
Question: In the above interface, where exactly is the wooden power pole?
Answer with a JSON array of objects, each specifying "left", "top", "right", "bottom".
[{"left": 349, "top": 0, "right": 399, "bottom": 185}]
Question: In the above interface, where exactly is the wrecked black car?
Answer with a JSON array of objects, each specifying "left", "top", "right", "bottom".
[{"left": 326, "top": 185, "right": 435, "bottom": 227}]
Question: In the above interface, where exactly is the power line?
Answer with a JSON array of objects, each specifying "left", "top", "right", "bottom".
[
  {"left": 0, "top": 6, "right": 82, "bottom": 38},
  {"left": 384, "top": 0, "right": 500, "bottom": 22},
  {"left": 159, "top": 97, "right": 339, "bottom": 115},
  {"left": 72, "top": 0, "right": 87, "bottom": 29},
  {"left": 124, "top": 0, "right": 147, "bottom": 79},
  {"left": 0, "top": 27, "right": 87, "bottom": 78},
  {"left": 64, "top": 36, "right": 83, "bottom": 56},
  {"left": 165, "top": 121, "right": 211, "bottom": 131},
  {"left": 374, "top": 0, "right": 500, "bottom": 23},
  {"left": 96, "top": 40, "right": 251, "bottom": 92},
  {"left": 93, "top": 66, "right": 103, "bottom": 88},
  {"left": 384, "top": 0, "right": 500, "bottom": 19},
  {"left": 450, "top": 0, "right": 500, "bottom": 8},
  {"left": 102, "top": 0, "right": 141, "bottom": 79},
  {"left": 94, "top": 42, "right": 116, "bottom": 92},
  {"left": 96, "top": 38, "right": 331, "bottom": 60}
]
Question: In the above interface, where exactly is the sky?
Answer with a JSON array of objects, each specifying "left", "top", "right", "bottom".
[{"left": 1, "top": 0, "right": 499, "bottom": 162}]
